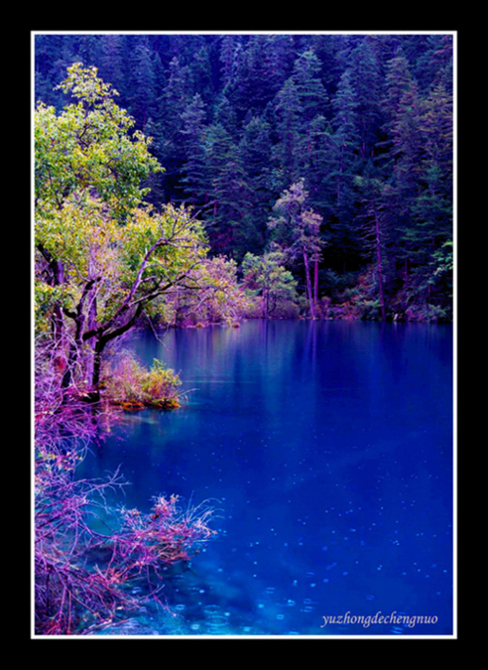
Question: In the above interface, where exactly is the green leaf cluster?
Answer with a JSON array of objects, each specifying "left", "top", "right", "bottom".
[
  {"left": 34, "top": 63, "right": 210, "bottom": 391},
  {"left": 35, "top": 63, "right": 162, "bottom": 223}
]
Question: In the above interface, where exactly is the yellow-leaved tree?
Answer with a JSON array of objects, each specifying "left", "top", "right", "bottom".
[{"left": 35, "top": 63, "right": 208, "bottom": 399}]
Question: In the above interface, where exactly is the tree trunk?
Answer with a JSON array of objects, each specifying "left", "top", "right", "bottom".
[
  {"left": 38, "top": 247, "right": 70, "bottom": 373},
  {"left": 85, "top": 292, "right": 98, "bottom": 388},
  {"left": 373, "top": 208, "right": 386, "bottom": 321},
  {"left": 261, "top": 289, "right": 268, "bottom": 318},
  {"left": 88, "top": 303, "right": 143, "bottom": 398},
  {"left": 90, "top": 338, "right": 105, "bottom": 402},
  {"left": 61, "top": 279, "right": 99, "bottom": 390},
  {"left": 338, "top": 144, "right": 344, "bottom": 199},
  {"left": 314, "top": 254, "right": 319, "bottom": 312},
  {"left": 303, "top": 250, "right": 316, "bottom": 319}
]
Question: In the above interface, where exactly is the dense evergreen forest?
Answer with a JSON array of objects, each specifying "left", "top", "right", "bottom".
[{"left": 35, "top": 32, "right": 454, "bottom": 323}]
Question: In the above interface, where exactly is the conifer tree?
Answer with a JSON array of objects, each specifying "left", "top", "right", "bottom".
[
  {"left": 273, "top": 77, "right": 303, "bottom": 189},
  {"left": 179, "top": 93, "right": 208, "bottom": 209},
  {"left": 354, "top": 163, "right": 390, "bottom": 320},
  {"left": 98, "top": 34, "right": 126, "bottom": 92},
  {"left": 348, "top": 36, "right": 384, "bottom": 161},
  {"left": 327, "top": 68, "right": 363, "bottom": 271},
  {"left": 34, "top": 33, "right": 454, "bottom": 322},
  {"left": 157, "top": 56, "right": 192, "bottom": 198},
  {"left": 126, "top": 36, "right": 158, "bottom": 131},
  {"left": 219, "top": 34, "right": 243, "bottom": 92},
  {"left": 381, "top": 52, "right": 423, "bottom": 285},
  {"left": 204, "top": 123, "right": 252, "bottom": 258},
  {"left": 407, "top": 81, "right": 453, "bottom": 309},
  {"left": 238, "top": 115, "right": 274, "bottom": 253},
  {"left": 291, "top": 48, "right": 328, "bottom": 131}
]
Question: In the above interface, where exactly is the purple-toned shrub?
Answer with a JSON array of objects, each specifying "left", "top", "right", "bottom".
[{"left": 34, "top": 344, "right": 216, "bottom": 635}]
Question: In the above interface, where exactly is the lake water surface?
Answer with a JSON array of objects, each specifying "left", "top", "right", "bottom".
[{"left": 82, "top": 319, "right": 454, "bottom": 637}]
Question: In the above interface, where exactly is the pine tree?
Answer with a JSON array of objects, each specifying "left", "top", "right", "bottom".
[
  {"left": 291, "top": 48, "right": 328, "bottom": 129},
  {"left": 348, "top": 36, "right": 384, "bottom": 161},
  {"left": 273, "top": 77, "right": 303, "bottom": 190},
  {"left": 381, "top": 53, "right": 424, "bottom": 285},
  {"left": 156, "top": 55, "right": 193, "bottom": 202},
  {"left": 126, "top": 36, "right": 158, "bottom": 131},
  {"left": 219, "top": 34, "right": 243, "bottom": 92},
  {"left": 327, "top": 68, "right": 363, "bottom": 272},
  {"left": 204, "top": 124, "right": 252, "bottom": 258},
  {"left": 238, "top": 115, "right": 275, "bottom": 253},
  {"left": 98, "top": 34, "right": 127, "bottom": 98},
  {"left": 179, "top": 93, "right": 208, "bottom": 209},
  {"left": 354, "top": 163, "right": 391, "bottom": 321},
  {"left": 230, "top": 35, "right": 286, "bottom": 121},
  {"left": 413, "top": 34, "right": 454, "bottom": 92},
  {"left": 264, "top": 34, "right": 296, "bottom": 90},
  {"left": 289, "top": 49, "right": 329, "bottom": 209},
  {"left": 188, "top": 43, "right": 215, "bottom": 105},
  {"left": 407, "top": 81, "right": 453, "bottom": 310},
  {"left": 382, "top": 47, "right": 416, "bottom": 150}
]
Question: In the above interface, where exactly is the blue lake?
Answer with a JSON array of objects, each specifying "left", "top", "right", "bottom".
[{"left": 82, "top": 319, "right": 454, "bottom": 637}]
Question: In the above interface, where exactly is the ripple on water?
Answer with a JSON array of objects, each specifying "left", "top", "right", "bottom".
[
  {"left": 301, "top": 598, "right": 317, "bottom": 613},
  {"left": 202, "top": 604, "right": 229, "bottom": 632}
]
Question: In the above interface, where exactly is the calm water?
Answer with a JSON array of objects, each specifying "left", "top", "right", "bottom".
[{"left": 82, "top": 320, "right": 454, "bottom": 637}]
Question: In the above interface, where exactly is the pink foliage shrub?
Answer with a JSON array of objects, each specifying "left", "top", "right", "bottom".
[{"left": 34, "top": 341, "right": 216, "bottom": 635}]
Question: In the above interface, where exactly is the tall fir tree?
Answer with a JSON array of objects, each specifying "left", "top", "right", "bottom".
[
  {"left": 238, "top": 115, "right": 275, "bottom": 254},
  {"left": 354, "top": 162, "right": 391, "bottom": 320},
  {"left": 156, "top": 55, "right": 193, "bottom": 202},
  {"left": 272, "top": 76, "right": 303, "bottom": 191},
  {"left": 381, "top": 52, "right": 423, "bottom": 285},
  {"left": 407, "top": 81, "right": 453, "bottom": 310},
  {"left": 203, "top": 123, "right": 252, "bottom": 258},
  {"left": 348, "top": 36, "right": 384, "bottom": 161},
  {"left": 327, "top": 67, "right": 363, "bottom": 272},
  {"left": 179, "top": 93, "right": 208, "bottom": 209},
  {"left": 126, "top": 36, "right": 158, "bottom": 131}
]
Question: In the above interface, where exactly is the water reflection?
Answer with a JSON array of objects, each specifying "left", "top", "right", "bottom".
[{"left": 83, "top": 320, "right": 453, "bottom": 636}]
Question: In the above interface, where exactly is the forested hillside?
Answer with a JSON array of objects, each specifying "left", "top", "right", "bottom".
[{"left": 35, "top": 33, "right": 454, "bottom": 322}]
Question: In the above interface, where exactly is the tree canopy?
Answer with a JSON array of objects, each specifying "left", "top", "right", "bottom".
[{"left": 35, "top": 63, "right": 208, "bottom": 397}]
